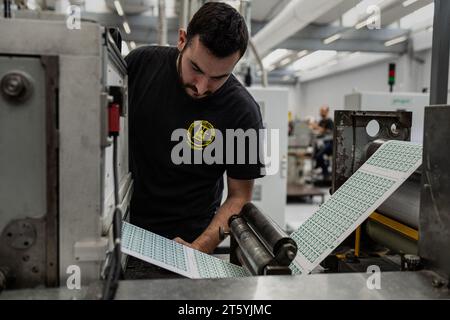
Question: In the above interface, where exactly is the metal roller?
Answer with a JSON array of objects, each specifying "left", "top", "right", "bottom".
[
  {"left": 378, "top": 171, "right": 421, "bottom": 229},
  {"left": 240, "top": 203, "right": 297, "bottom": 266},
  {"left": 364, "top": 141, "right": 421, "bottom": 229},
  {"left": 229, "top": 216, "right": 274, "bottom": 275},
  {"left": 362, "top": 139, "right": 387, "bottom": 163},
  {"left": 365, "top": 220, "right": 418, "bottom": 255}
]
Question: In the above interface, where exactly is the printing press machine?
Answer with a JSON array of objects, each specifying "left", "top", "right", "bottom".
[
  {"left": 326, "top": 110, "right": 422, "bottom": 272},
  {"left": 1, "top": 18, "right": 450, "bottom": 300},
  {"left": 0, "top": 18, "right": 132, "bottom": 296}
]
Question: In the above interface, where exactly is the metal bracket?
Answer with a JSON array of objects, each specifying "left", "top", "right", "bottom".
[{"left": 74, "top": 238, "right": 109, "bottom": 262}]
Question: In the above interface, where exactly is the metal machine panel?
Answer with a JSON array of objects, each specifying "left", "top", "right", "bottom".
[
  {"left": 344, "top": 91, "right": 450, "bottom": 143},
  {"left": 0, "top": 55, "right": 58, "bottom": 287},
  {"left": 0, "top": 19, "right": 130, "bottom": 288},
  {"left": 112, "top": 271, "right": 449, "bottom": 300},
  {"left": 332, "top": 110, "right": 412, "bottom": 192},
  {"left": 419, "top": 106, "right": 450, "bottom": 279}
]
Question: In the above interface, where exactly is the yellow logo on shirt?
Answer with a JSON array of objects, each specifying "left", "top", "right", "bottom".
[{"left": 187, "top": 120, "right": 216, "bottom": 150}]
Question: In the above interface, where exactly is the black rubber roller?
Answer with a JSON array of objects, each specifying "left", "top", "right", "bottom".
[
  {"left": 239, "top": 203, "right": 297, "bottom": 266},
  {"left": 229, "top": 216, "right": 273, "bottom": 275}
]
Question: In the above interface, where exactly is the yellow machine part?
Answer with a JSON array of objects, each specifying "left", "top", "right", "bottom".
[{"left": 354, "top": 211, "right": 419, "bottom": 257}]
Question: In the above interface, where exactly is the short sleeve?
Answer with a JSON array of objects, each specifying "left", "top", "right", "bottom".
[
  {"left": 225, "top": 104, "right": 266, "bottom": 180},
  {"left": 125, "top": 46, "right": 151, "bottom": 76},
  {"left": 326, "top": 119, "right": 334, "bottom": 130}
]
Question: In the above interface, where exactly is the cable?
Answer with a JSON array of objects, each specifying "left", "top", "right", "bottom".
[
  {"left": 101, "top": 134, "right": 123, "bottom": 300},
  {"left": 4, "top": 0, "right": 11, "bottom": 18},
  {"left": 350, "top": 115, "right": 357, "bottom": 174}
]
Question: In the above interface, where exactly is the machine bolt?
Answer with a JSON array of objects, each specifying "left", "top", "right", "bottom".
[
  {"left": 1, "top": 72, "right": 33, "bottom": 102},
  {"left": 0, "top": 267, "right": 11, "bottom": 292},
  {"left": 403, "top": 254, "right": 421, "bottom": 271},
  {"left": 432, "top": 278, "right": 444, "bottom": 288},
  {"left": 219, "top": 226, "right": 230, "bottom": 240}
]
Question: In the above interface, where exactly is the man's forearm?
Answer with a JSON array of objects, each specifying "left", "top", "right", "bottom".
[{"left": 192, "top": 196, "right": 247, "bottom": 253}]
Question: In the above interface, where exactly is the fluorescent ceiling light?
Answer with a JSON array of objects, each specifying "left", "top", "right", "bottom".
[
  {"left": 290, "top": 50, "right": 337, "bottom": 72},
  {"left": 402, "top": 0, "right": 418, "bottom": 7},
  {"left": 355, "top": 14, "right": 380, "bottom": 30},
  {"left": 276, "top": 50, "right": 308, "bottom": 69},
  {"left": 262, "top": 49, "right": 291, "bottom": 68},
  {"left": 130, "top": 41, "right": 136, "bottom": 49},
  {"left": 343, "top": 0, "right": 385, "bottom": 27},
  {"left": 123, "top": 21, "right": 131, "bottom": 34},
  {"left": 279, "top": 57, "right": 292, "bottom": 66},
  {"left": 297, "top": 50, "right": 309, "bottom": 58},
  {"left": 325, "top": 60, "right": 338, "bottom": 67},
  {"left": 114, "top": 0, "right": 124, "bottom": 16},
  {"left": 323, "top": 33, "right": 342, "bottom": 45},
  {"left": 384, "top": 35, "right": 408, "bottom": 47},
  {"left": 355, "top": 20, "right": 369, "bottom": 30}
]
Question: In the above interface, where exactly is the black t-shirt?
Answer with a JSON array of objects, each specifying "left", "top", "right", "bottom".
[
  {"left": 318, "top": 118, "right": 334, "bottom": 131},
  {"left": 318, "top": 118, "right": 334, "bottom": 141},
  {"left": 126, "top": 46, "right": 264, "bottom": 242}
]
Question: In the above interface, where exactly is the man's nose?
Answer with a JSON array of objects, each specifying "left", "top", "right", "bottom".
[{"left": 195, "top": 75, "right": 209, "bottom": 95}]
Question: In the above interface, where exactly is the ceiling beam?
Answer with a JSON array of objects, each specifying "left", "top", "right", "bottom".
[
  {"left": 82, "top": 11, "right": 179, "bottom": 30},
  {"left": 279, "top": 37, "right": 407, "bottom": 53},
  {"left": 296, "top": 24, "right": 409, "bottom": 41},
  {"left": 357, "top": 0, "right": 433, "bottom": 28},
  {"left": 125, "top": 31, "right": 407, "bottom": 54},
  {"left": 81, "top": 11, "right": 409, "bottom": 54},
  {"left": 16, "top": 10, "right": 409, "bottom": 53},
  {"left": 120, "top": 28, "right": 179, "bottom": 44}
]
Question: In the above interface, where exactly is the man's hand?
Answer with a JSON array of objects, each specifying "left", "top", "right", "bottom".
[
  {"left": 174, "top": 178, "right": 253, "bottom": 254},
  {"left": 187, "top": 178, "right": 254, "bottom": 254},
  {"left": 173, "top": 237, "right": 206, "bottom": 252}
]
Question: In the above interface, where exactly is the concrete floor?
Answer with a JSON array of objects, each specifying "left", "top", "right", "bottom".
[{"left": 285, "top": 187, "right": 330, "bottom": 233}]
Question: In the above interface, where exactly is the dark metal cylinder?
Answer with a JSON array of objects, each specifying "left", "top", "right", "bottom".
[
  {"left": 0, "top": 267, "right": 12, "bottom": 292},
  {"left": 363, "top": 140, "right": 421, "bottom": 228},
  {"left": 378, "top": 171, "right": 421, "bottom": 228},
  {"left": 365, "top": 220, "right": 418, "bottom": 255},
  {"left": 362, "top": 139, "right": 387, "bottom": 163},
  {"left": 229, "top": 216, "right": 273, "bottom": 275},
  {"left": 240, "top": 203, "right": 297, "bottom": 265}
]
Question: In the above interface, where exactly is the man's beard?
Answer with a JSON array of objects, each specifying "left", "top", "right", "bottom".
[{"left": 177, "top": 50, "right": 212, "bottom": 98}]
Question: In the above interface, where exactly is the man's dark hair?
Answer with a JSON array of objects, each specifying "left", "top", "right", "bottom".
[{"left": 186, "top": 2, "right": 249, "bottom": 58}]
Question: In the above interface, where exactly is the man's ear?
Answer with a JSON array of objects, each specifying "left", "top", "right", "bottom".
[{"left": 177, "top": 29, "right": 187, "bottom": 52}]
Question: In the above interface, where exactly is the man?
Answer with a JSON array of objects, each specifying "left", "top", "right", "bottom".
[
  {"left": 310, "top": 105, "right": 334, "bottom": 179},
  {"left": 125, "top": 2, "right": 264, "bottom": 257}
]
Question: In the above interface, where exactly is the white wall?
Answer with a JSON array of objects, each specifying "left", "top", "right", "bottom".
[
  {"left": 300, "top": 60, "right": 390, "bottom": 119},
  {"left": 420, "top": 49, "right": 450, "bottom": 93},
  {"left": 286, "top": 82, "right": 302, "bottom": 115},
  {"left": 252, "top": 83, "right": 301, "bottom": 117},
  {"left": 288, "top": 50, "right": 437, "bottom": 120}
]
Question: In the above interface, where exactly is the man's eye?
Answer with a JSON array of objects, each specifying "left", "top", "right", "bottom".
[{"left": 192, "top": 65, "right": 201, "bottom": 73}]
